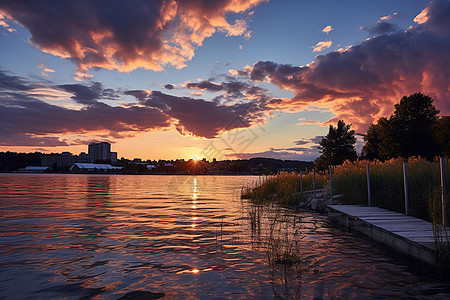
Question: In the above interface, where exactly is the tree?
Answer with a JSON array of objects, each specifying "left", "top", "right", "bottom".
[
  {"left": 315, "top": 120, "right": 357, "bottom": 170},
  {"left": 361, "top": 93, "right": 442, "bottom": 161},
  {"left": 362, "top": 117, "right": 398, "bottom": 161},
  {"left": 435, "top": 116, "right": 450, "bottom": 156},
  {"left": 390, "top": 93, "right": 440, "bottom": 160}
]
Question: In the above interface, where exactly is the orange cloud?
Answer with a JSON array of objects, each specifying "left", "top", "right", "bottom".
[
  {"left": 312, "top": 40, "right": 332, "bottom": 52},
  {"left": 322, "top": 25, "right": 334, "bottom": 34},
  {"left": 0, "top": 0, "right": 267, "bottom": 76}
]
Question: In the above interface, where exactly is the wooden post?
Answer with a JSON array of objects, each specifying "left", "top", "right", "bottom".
[
  {"left": 329, "top": 167, "right": 333, "bottom": 204},
  {"left": 366, "top": 164, "right": 371, "bottom": 207},
  {"left": 313, "top": 169, "right": 316, "bottom": 198},
  {"left": 300, "top": 170, "right": 303, "bottom": 193},
  {"left": 403, "top": 161, "right": 409, "bottom": 216},
  {"left": 440, "top": 157, "right": 447, "bottom": 226}
]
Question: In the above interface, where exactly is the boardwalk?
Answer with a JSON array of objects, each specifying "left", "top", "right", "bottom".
[{"left": 327, "top": 205, "right": 437, "bottom": 265}]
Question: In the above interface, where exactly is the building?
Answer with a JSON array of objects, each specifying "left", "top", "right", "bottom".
[
  {"left": 16, "top": 166, "right": 50, "bottom": 173},
  {"left": 41, "top": 152, "right": 79, "bottom": 170},
  {"left": 78, "top": 152, "right": 92, "bottom": 163},
  {"left": 69, "top": 163, "right": 122, "bottom": 173},
  {"left": 88, "top": 142, "right": 110, "bottom": 161}
]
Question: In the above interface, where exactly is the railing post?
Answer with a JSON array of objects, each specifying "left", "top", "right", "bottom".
[
  {"left": 403, "top": 161, "right": 409, "bottom": 216},
  {"left": 300, "top": 170, "right": 303, "bottom": 193},
  {"left": 366, "top": 164, "right": 371, "bottom": 206},
  {"left": 440, "top": 157, "right": 447, "bottom": 226},
  {"left": 329, "top": 167, "right": 333, "bottom": 204},
  {"left": 313, "top": 168, "right": 316, "bottom": 198}
]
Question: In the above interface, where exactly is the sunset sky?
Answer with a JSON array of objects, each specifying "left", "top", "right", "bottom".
[{"left": 0, "top": 0, "right": 448, "bottom": 161}]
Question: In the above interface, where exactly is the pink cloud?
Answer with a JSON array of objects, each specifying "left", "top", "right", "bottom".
[
  {"left": 0, "top": 0, "right": 266, "bottom": 75},
  {"left": 236, "top": 1, "right": 450, "bottom": 133}
]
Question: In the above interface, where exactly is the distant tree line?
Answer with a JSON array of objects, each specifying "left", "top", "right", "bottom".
[
  {"left": 0, "top": 151, "right": 43, "bottom": 172},
  {"left": 316, "top": 93, "right": 450, "bottom": 170}
]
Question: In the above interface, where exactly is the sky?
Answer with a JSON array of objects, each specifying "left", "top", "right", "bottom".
[{"left": 0, "top": 0, "right": 449, "bottom": 161}]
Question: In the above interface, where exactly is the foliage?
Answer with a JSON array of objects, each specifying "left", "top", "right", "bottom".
[
  {"left": 0, "top": 151, "right": 43, "bottom": 172},
  {"left": 362, "top": 93, "right": 441, "bottom": 161},
  {"left": 362, "top": 117, "right": 397, "bottom": 161},
  {"left": 392, "top": 93, "right": 440, "bottom": 160},
  {"left": 435, "top": 116, "right": 450, "bottom": 156},
  {"left": 315, "top": 120, "right": 357, "bottom": 171}
]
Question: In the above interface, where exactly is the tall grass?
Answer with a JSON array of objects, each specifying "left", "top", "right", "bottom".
[
  {"left": 332, "top": 157, "right": 450, "bottom": 222},
  {"left": 242, "top": 171, "right": 328, "bottom": 205}
]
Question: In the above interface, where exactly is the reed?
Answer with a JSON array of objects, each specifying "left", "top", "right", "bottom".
[
  {"left": 332, "top": 158, "right": 450, "bottom": 222},
  {"left": 241, "top": 171, "right": 328, "bottom": 205}
]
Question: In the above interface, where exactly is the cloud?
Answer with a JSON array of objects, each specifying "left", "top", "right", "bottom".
[
  {"left": 294, "top": 139, "right": 309, "bottom": 146},
  {"left": 164, "top": 84, "right": 174, "bottom": 90},
  {"left": 125, "top": 90, "right": 268, "bottom": 138},
  {"left": 379, "top": 12, "right": 403, "bottom": 21},
  {"left": 57, "top": 82, "right": 117, "bottom": 106},
  {"left": 413, "top": 0, "right": 450, "bottom": 36},
  {"left": 0, "top": 69, "right": 174, "bottom": 146},
  {"left": 184, "top": 79, "right": 272, "bottom": 102},
  {"left": 363, "top": 21, "right": 399, "bottom": 35},
  {"left": 37, "top": 63, "right": 55, "bottom": 77},
  {"left": 234, "top": 1, "right": 450, "bottom": 133},
  {"left": 296, "top": 119, "right": 323, "bottom": 126},
  {"left": 0, "top": 69, "right": 35, "bottom": 91},
  {"left": 185, "top": 80, "right": 224, "bottom": 92},
  {"left": 227, "top": 147, "right": 319, "bottom": 161},
  {"left": 312, "top": 40, "right": 332, "bottom": 52},
  {"left": 0, "top": 12, "right": 15, "bottom": 32},
  {"left": 322, "top": 25, "right": 334, "bottom": 34},
  {"left": 311, "top": 136, "right": 324, "bottom": 144},
  {"left": 0, "top": 0, "right": 266, "bottom": 75}
]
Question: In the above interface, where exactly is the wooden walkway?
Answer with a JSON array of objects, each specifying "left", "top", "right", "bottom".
[{"left": 327, "top": 205, "right": 437, "bottom": 265}]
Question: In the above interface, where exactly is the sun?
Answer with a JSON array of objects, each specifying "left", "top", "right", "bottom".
[{"left": 193, "top": 156, "right": 199, "bottom": 161}]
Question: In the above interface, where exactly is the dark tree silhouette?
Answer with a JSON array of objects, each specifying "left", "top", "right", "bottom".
[
  {"left": 435, "top": 116, "right": 450, "bottom": 156},
  {"left": 362, "top": 93, "right": 442, "bottom": 161},
  {"left": 391, "top": 93, "right": 440, "bottom": 160},
  {"left": 315, "top": 120, "right": 357, "bottom": 170},
  {"left": 362, "top": 117, "right": 397, "bottom": 161}
]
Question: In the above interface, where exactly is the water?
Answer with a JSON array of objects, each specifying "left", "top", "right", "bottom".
[{"left": 1, "top": 174, "right": 449, "bottom": 299}]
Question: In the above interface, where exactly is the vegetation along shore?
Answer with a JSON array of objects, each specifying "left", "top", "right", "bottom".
[{"left": 242, "top": 93, "right": 450, "bottom": 272}]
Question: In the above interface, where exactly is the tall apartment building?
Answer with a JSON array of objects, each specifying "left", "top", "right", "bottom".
[{"left": 88, "top": 142, "right": 117, "bottom": 162}]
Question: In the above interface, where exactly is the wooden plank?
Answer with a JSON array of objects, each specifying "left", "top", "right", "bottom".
[{"left": 327, "top": 204, "right": 440, "bottom": 265}]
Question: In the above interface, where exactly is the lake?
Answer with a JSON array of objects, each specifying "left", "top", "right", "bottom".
[{"left": 1, "top": 174, "right": 450, "bottom": 299}]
